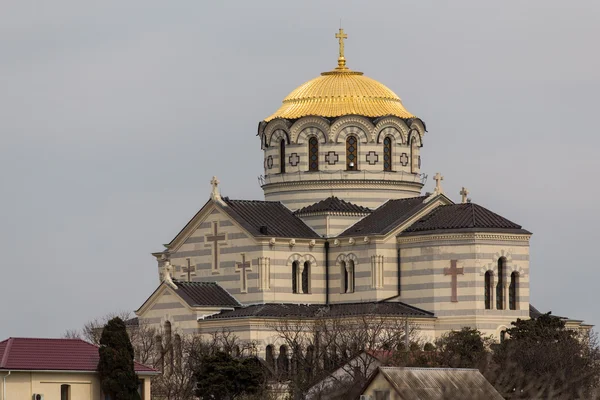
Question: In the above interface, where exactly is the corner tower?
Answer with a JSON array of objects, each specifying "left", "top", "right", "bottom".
[{"left": 258, "top": 29, "right": 427, "bottom": 210}]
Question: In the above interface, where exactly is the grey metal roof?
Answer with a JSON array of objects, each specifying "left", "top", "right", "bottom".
[
  {"left": 365, "top": 367, "right": 504, "bottom": 400},
  {"left": 339, "top": 196, "right": 429, "bottom": 237},
  {"left": 401, "top": 202, "right": 530, "bottom": 235},
  {"left": 295, "top": 196, "right": 372, "bottom": 215},
  {"left": 172, "top": 280, "right": 241, "bottom": 308},
  {"left": 203, "top": 301, "right": 434, "bottom": 320},
  {"left": 222, "top": 198, "right": 320, "bottom": 238}
]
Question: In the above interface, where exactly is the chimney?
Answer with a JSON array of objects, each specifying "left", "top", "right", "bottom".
[{"left": 259, "top": 225, "right": 268, "bottom": 235}]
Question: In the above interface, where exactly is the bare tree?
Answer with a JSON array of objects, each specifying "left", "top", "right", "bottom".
[{"left": 267, "top": 314, "right": 420, "bottom": 399}]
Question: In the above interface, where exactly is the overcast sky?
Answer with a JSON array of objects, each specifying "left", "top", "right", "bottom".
[{"left": 1, "top": 1, "right": 599, "bottom": 339}]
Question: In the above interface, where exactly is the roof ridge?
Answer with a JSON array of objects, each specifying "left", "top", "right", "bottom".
[{"left": 0, "top": 338, "right": 13, "bottom": 368}]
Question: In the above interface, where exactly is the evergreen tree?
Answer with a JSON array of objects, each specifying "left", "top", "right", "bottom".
[
  {"left": 97, "top": 317, "right": 140, "bottom": 400},
  {"left": 194, "top": 351, "right": 265, "bottom": 400},
  {"left": 492, "top": 313, "right": 600, "bottom": 398},
  {"left": 435, "top": 327, "right": 491, "bottom": 368}
]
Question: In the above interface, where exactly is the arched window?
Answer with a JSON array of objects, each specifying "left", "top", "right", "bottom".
[
  {"left": 174, "top": 334, "right": 182, "bottom": 372},
  {"left": 341, "top": 261, "right": 355, "bottom": 293},
  {"left": 383, "top": 136, "right": 392, "bottom": 171},
  {"left": 484, "top": 271, "right": 493, "bottom": 310},
  {"left": 347, "top": 260, "right": 355, "bottom": 293},
  {"left": 154, "top": 335, "right": 164, "bottom": 372},
  {"left": 509, "top": 272, "right": 518, "bottom": 310},
  {"left": 496, "top": 258, "right": 505, "bottom": 310},
  {"left": 410, "top": 135, "right": 418, "bottom": 173},
  {"left": 346, "top": 135, "right": 358, "bottom": 171},
  {"left": 340, "top": 261, "right": 347, "bottom": 294},
  {"left": 308, "top": 137, "right": 319, "bottom": 171},
  {"left": 277, "top": 345, "right": 289, "bottom": 380},
  {"left": 163, "top": 321, "right": 173, "bottom": 375},
  {"left": 280, "top": 139, "right": 286, "bottom": 173},
  {"left": 302, "top": 261, "right": 310, "bottom": 294},
  {"left": 292, "top": 261, "right": 299, "bottom": 294},
  {"left": 265, "top": 345, "right": 276, "bottom": 371},
  {"left": 61, "top": 384, "right": 71, "bottom": 400}
]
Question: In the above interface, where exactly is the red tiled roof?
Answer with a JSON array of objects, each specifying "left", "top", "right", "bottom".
[{"left": 0, "top": 338, "right": 157, "bottom": 373}]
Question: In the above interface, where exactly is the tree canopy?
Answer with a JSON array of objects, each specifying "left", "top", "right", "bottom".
[
  {"left": 492, "top": 313, "right": 600, "bottom": 398},
  {"left": 97, "top": 317, "right": 140, "bottom": 400},
  {"left": 194, "top": 351, "right": 266, "bottom": 400}
]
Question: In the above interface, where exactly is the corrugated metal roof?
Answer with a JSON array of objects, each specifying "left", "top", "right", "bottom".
[
  {"left": 372, "top": 367, "right": 503, "bottom": 400},
  {"left": 173, "top": 280, "right": 241, "bottom": 308},
  {"left": 204, "top": 301, "right": 434, "bottom": 320},
  {"left": 222, "top": 198, "right": 320, "bottom": 238},
  {"left": 295, "top": 196, "right": 372, "bottom": 216},
  {"left": 0, "top": 338, "right": 156, "bottom": 373},
  {"left": 402, "top": 203, "right": 530, "bottom": 235},
  {"left": 339, "top": 196, "right": 429, "bottom": 237}
]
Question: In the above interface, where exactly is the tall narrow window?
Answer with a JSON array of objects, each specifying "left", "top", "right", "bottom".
[
  {"left": 410, "top": 136, "right": 418, "bottom": 173},
  {"left": 279, "top": 139, "right": 286, "bottom": 173},
  {"left": 266, "top": 345, "right": 275, "bottom": 371},
  {"left": 308, "top": 137, "right": 319, "bottom": 171},
  {"left": 340, "top": 261, "right": 348, "bottom": 294},
  {"left": 484, "top": 271, "right": 492, "bottom": 310},
  {"left": 383, "top": 137, "right": 392, "bottom": 171},
  {"left": 277, "top": 345, "right": 289, "bottom": 380},
  {"left": 346, "top": 136, "right": 358, "bottom": 170},
  {"left": 496, "top": 258, "right": 505, "bottom": 310},
  {"left": 61, "top": 385, "right": 70, "bottom": 400},
  {"left": 302, "top": 261, "right": 310, "bottom": 294},
  {"left": 509, "top": 272, "right": 518, "bottom": 310},
  {"left": 347, "top": 260, "right": 355, "bottom": 293},
  {"left": 292, "top": 261, "right": 298, "bottom": 293}
]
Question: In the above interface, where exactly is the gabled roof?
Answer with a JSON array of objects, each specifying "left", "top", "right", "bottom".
[
  {"left": 339, "top": 196, "right": 430, "bottom": 237},
  {"left": 294, "top": 197, "right": 372, "bottom": 215},
  {"left": 136, "top": 280, "right": 240, "bottom": 315},
  {"left": 401, "top": 202, "right": 530, "bottom": 235},
  {"left": 359, "top": 367, "right": 503, "bottom": 400},
  {"left": 222, "top": 198, "right": 320, "bottom": 238},
  {"left": 0, "top": 338, "right": 157, "bottom": 373},
  {"left": 203, "top": 301, "right": 434, "bottom": 320},
  {"left": 173, "top": 280, "right": 241, "bottom": 308}
]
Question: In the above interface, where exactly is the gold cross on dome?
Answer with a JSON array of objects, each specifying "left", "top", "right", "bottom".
[{"left": 335, "top": 28, "right": 348, "bottom": 68}]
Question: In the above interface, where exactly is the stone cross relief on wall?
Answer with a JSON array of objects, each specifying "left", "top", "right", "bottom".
[
  {"left": 236, "top": 253, "right": 252, "bottom": 293},
  {"left": 444, "top": 260, "right": 464, "bottom": 302},
  {"left": 205, "top": 222, "right": 226, "bottom": 273}
]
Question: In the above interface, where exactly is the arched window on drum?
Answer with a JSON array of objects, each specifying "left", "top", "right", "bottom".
[
  {"left": 383, "top": 137, "right": 392, "bottom": 171},
  {"left": 308, "top": 137, "right": 319, "bottom": 172},
  {"left": 346, "top": 136, "right": 358, "bottom": 171}
]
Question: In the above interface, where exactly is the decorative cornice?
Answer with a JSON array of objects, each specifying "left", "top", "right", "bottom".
[
  {"left": 374, "top": 117, "right": 409, "bottom": 144},
  {"left": 262, "top": 178, "right": 424, "bottom": 191},
  {"left": 290, "top": 116, "right": 330, "bottom": 143},
  {"left": 330, "top": 116, "right": 375, "bottom": 143},
  {"left": 397, "top": 232, "right": 531, "bottom": 245}
]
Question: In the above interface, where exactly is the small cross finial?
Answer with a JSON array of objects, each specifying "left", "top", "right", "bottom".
[
  {"left": 210, "top": 176, "right": 225, "bottom": 204},
  {"left": 434, "top": 172, "right": 444, "bottom": 194},
  {"left": 335, "top": 28, "right": 348, "bottom": 69},
  {"left": 460, "top": 187, "right": 469, "bottom": 204}
]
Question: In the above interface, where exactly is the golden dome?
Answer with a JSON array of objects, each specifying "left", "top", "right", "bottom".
[{"left": 264, "top": 68, "right": 415, "bottom": 122}]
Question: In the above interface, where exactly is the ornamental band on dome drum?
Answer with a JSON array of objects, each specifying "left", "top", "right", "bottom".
[{"left": 135, "top": 29, "right": 589, "bottom": 363}]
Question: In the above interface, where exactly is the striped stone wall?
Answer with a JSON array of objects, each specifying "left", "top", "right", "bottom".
[
  {"left": 261, "top": 115, "right": 424, "bottom": 210},
  {"left": 397, "top": 232, "right": 531, "bottom": 338}
]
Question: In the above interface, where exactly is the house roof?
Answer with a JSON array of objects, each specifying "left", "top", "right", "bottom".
[
  {"left": 359, "top": 367, "right": 503, "bottom": 400},
  {"left": 339, "top": 196, "right": 430, "bottom": 237},
  {"left": 294, "top": 197, "right": 372, "bottom": 215},
  {"left": 401, "top": 202, "right": 530, "bottom": 235},
  {"left": 203, "top": 301, "right": 434, "bottom": 320},
  {"left": 222, "top": 198, "right": 320, "bottom": 238},
  {"left": 172, "top": 280, "right": 241, "bottom": 308},
  {"left": 0, "top": 338, "right": 157, "bottom": 373}
]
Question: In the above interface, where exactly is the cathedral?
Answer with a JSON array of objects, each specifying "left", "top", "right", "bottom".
[{"left": 135, "top": 29, "right": 588, "bottom": 357}]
